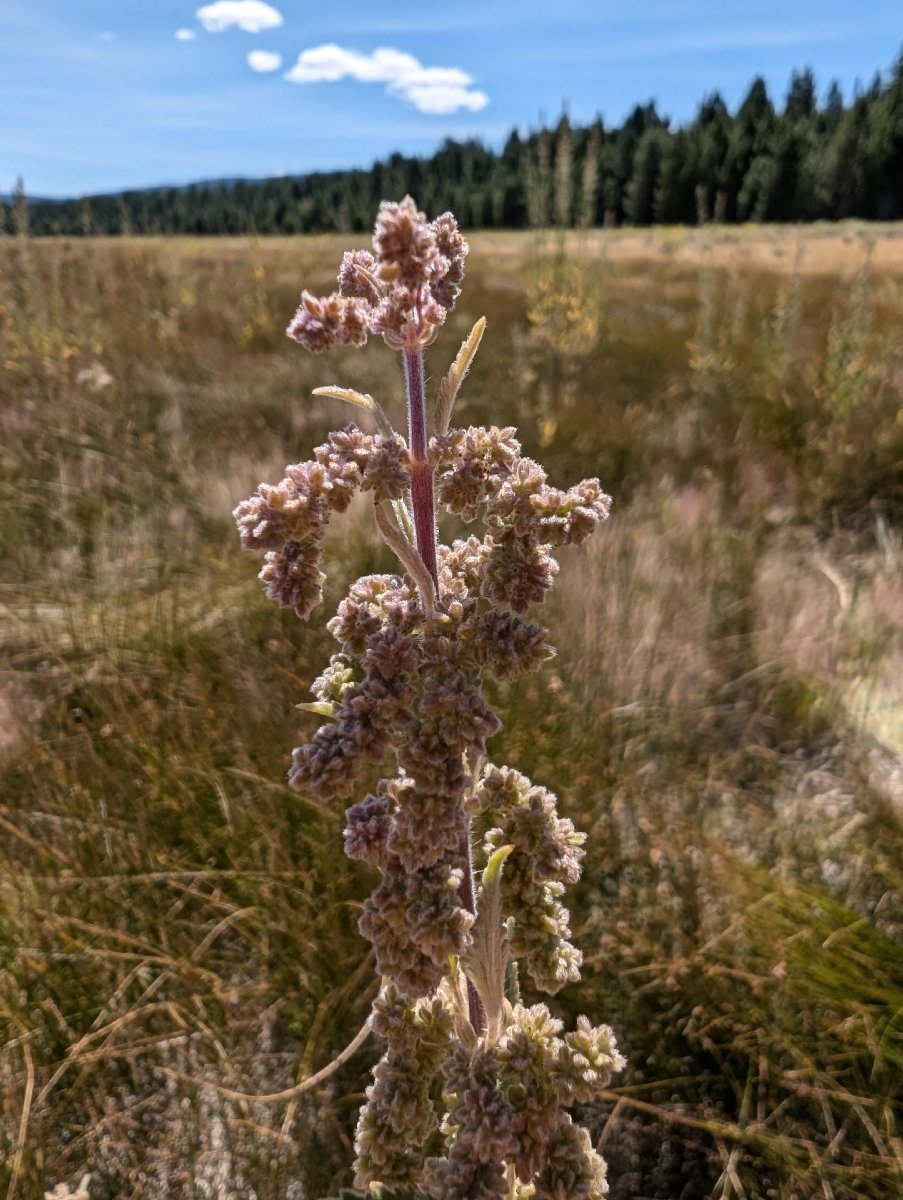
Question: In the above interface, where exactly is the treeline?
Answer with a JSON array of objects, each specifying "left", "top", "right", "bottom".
[{"left": 8, "top": 57, "right": 903, "bottom": 236}]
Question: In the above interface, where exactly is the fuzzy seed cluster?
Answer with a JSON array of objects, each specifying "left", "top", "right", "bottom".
[{"left": 287, "top": 196, "right": 468, "bottom": 353}]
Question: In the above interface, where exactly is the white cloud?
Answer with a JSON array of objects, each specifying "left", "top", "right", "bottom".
[
  {"left": 248, "top": 49, "right": 282, "bottom": 72},
  {"left": 196, "top": 2, "right": 283, "bottom": 34},
  {"left": 284, "top": 43, "right": 488, "bottom": 114},
  {"left": 175, "top": 28, "right": 197, "bottom": 41},
  {"left": 400, "top": 80, "right": 488, "bottom": 115},
  {"left": 284, "top": 46, "right": 421, "bottom": 85}
]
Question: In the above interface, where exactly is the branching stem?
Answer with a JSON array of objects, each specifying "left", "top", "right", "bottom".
[{"left": 404, "top": 341, "right": 485, "bottom": 1034}]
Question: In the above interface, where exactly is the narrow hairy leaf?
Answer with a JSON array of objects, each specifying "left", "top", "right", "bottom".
[
  {"left": 312, "top": 386, "right": 393, "bottom": 435},
  {"left": 435, "top": 316, "right": 486, "bottom": 436},
  {"left": 463, "top": 842, "right": 515, "bottom": 1041},
  {"left": 295, "top": 701, "right": 339, "bottom": 719}
]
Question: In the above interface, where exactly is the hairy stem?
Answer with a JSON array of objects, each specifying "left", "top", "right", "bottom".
[
  {"left": 404, "top": 342, "right": 485, "bottom": 1034},
  {"left": 404, "top": 345, "right": 439, "bottom": 587}
]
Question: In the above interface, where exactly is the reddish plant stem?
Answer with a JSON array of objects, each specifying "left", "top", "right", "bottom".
[
  {"left": 403, "top": 343, "right": 485, "bottom": 1035},
  {"left": 403, "top": 346, "right": 439, "bottom": 585}
]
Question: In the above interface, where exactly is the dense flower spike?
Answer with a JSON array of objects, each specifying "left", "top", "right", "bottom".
[
  {"left": 354, "top": 984, "right": 456, "bottom": 1186},
  {"left": 287, "top": 195, "right": 469, "bottom": 353},
  {"left": 235, "top": 198, "right": 621, "bottom": 1199},
  {"left": 343, "top": 784, "right": 392, "bottom": 866},
  {"left": 358, "top": 856, "right": 473, "bottom": 999},
  {"left": 477, "top": 765, "right": 586, "bottom": 992},
  {"left": 533, "top": 1116, "right": 611, "bottom": 1200}
]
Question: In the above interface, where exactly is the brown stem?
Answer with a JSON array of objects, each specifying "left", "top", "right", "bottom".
[{"left": 403, "top": 343, "right": 485, "bottom": 1035}]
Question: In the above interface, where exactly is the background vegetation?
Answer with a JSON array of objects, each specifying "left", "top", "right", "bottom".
[
  {"left": 1, "top": 221, "right": 902, "bottom": 1199},
  {"left": 9, "top": 51, "right": 903, "bottom": 236}
]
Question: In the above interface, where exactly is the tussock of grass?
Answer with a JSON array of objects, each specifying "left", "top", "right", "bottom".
[{"left": 1, "top": 227, "right": 902, "bottom": 1198}]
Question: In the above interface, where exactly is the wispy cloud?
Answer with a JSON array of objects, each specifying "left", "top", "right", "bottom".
[
  {"left": 248, "top": 50, "right": 283, "bottom": 72},
  {"left": 175, "top": 29, "right": 197, "bottom": 42},
  {"left": 284, "top": 44, "right": 489, "bottom": 114},
  {"left": 196, "top": 2, "right": 284, "bottom": 34}
]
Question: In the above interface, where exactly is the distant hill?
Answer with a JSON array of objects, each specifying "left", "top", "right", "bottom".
[
  {"left": 0, "top": 193, "right": 52, "bottom": 204},
  {"left": 7, "top": 58, "right": 903, "bottom": 235}
]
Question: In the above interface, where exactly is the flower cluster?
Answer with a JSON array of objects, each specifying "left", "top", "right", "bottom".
[
  {"left": 475, "top": 765, "right": 586, "bottom": 993},
  {"left": 235, "top": 198, "right": 622, "bottom": 1200},
  {"left": 234, "top": 426, "right": 410, "bottom": 619},
  {"left": 287, "top": 196, "right": 468, "bottom": 353},
  {"left": 433, "top": 425, "right": 611, "bottom": 612},
  {"left": 354, "top": 983, "right": 456, "bottom": 1185},
  {"left": 424, "top": 1003, "right": 624, "bottom": 1200}
]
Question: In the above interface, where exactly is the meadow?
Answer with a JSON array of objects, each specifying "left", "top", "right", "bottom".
[{"left": 1, "top": 222, "right": 902, "bottom": 1200}]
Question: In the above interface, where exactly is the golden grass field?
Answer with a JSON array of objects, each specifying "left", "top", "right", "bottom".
[{"left": 1, "top": 222, "right": 902, "bottom": 1199}]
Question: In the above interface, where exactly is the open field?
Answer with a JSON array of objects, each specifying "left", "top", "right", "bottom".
[
  {"left": 559, "top": 221, "right": 903, "bottom": 276},
  {"left": 2, "top": 224, "right": 903, "bottom": 1199}
]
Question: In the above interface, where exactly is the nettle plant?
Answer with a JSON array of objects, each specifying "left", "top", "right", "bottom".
[{"left": 235, "top": 198, "right": 624, "bottom": 1200}]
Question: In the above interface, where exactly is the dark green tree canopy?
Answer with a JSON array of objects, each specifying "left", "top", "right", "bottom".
[{"left": 12, "top": 50, "right": 903, "bottom": 234}]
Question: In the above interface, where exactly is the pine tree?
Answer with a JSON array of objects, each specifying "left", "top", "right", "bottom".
[
  {"left": 579, "top": 120, "right": 603, "bottom": 228},
  {"left": 554, "top": 114, "right": 575, "bottom": 227},
  {"left": 624, "top": 128, "right": 666, "bottom": 225},
  {"left": 654, "top": 128, "right": 695, "bottom": 224},
  {"left": 12, "top": 176, "right": 29, "bottom": 237}
]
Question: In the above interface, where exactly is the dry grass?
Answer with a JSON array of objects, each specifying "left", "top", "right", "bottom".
[
  {"left": 1, "top": 224, "right": 902, "bottom": 1199},
  {"left": 474, "top": 221, "right": 903, "bottom": 278}
]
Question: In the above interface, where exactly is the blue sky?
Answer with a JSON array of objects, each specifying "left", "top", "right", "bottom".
[{"left": 3, "top": 0, "right": 901, "bottom": 198}]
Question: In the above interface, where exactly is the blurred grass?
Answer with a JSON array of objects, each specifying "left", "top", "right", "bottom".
[{"left": 1, "top": 225, "right": 902, "bottom": 1199}]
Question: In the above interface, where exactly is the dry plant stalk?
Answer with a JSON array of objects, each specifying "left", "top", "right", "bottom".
[{"left": 235, "top": 197, "right": 624, "bottom": 1199}]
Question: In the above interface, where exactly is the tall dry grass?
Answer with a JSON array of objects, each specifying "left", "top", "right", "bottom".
[{"left": 1, "top": 224, "right": 902, "bottom": 1199}]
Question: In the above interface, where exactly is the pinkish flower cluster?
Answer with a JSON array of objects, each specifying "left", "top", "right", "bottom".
[
  {"left": 235, "top": 198, "right": 622, "bottom": 1200},
  {"left": 234, "top": 426, "right": 410, "bottom": 619},
  {"left": 432, "top": 425, "right": 610, "bottom": 613},
  {"left": 287, "top": 196, "right": 468, "bottom": 353}
]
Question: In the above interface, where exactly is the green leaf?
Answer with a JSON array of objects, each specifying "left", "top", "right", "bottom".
[{"left": 295, "top": 701, "right": 339, "bottom": 720}]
